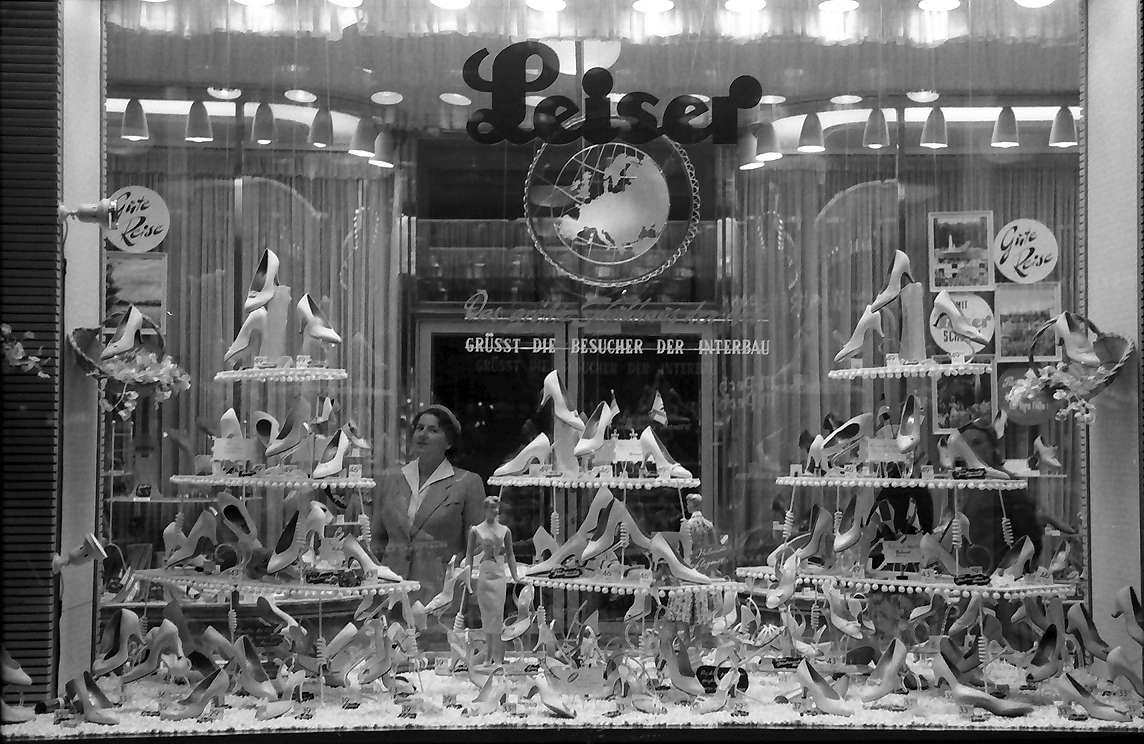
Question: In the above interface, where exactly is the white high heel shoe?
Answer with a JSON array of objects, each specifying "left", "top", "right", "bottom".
[
  {"left": 101, "top": 305, "right": 146, "bottom": 360},
  {"left": 224, "top": 307, "right": 267, "bottom": 366},
  {"left": 340, "top": 534, "right": 402, "bottom": 582},
  {"left": 869, "top": 250, "right": 914, "bottom": 313},
  {"left": 1032, "top": 436, "right": 1062, "bottom": 469},
  {"left": 574, "top": 400, "right": 617, "bottom": 457},
  {"left": 638, "top": 426, "right": 692, "bottom": 479},
  {"left": 244, "top": 249, "right": 280, "bottom": 313},
  {"left": 834, "top": 305, "right": 884, "bottom": 364},
  {"left": 493, "top": 433, "right": 551, "bottom": 476},
  {"left": 218, "top": 408, "right": 244, "bottom": 439},
  {"left": 265, "top": 400, "right": 311, "bottom": 458},
  {"left": 312, "top": 429, "right": 350, "bottom": 478},
  {"left": 253, "top": 411, "right": 280, "bottom": 449},
  {"left": 296, "top": 294, "right": 342, "bottom": 345},
  {"left": 932, "top": 291, "right": 989, "bottom": 346},
  {"left": 540, "top": 370, "right": 584, "bottom": 431},
  {"left": 816, "top": 413, "right": 873, "bottom": 470},
  {"left": 895, "top": 394, "right": 923, "bottom": 454},
  {"left": 1050, "top": 311, "right": 1101, "bottom": 366},
  {"left": 938, "top": 430, "right": 1010, "bottom": 479}
]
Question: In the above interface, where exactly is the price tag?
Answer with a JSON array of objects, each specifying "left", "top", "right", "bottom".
[
  {"left": 341, "top": 696, "right": 360, "bottom": 709},
  {"left": 920, "top": 465, "right": 935, "bottom": 479},
  {"left": 398, "top": 703, "right": 418, "bottom": 719},
  {"left": 950, "top": 352, "right": 967, "bottom": 365},
  {"left": 789, "top": 464, "right": 803, "bottom": 477},
  {"left": 295, "top": 355, "right": 311, "bottom": 369},
  {"left": 295, "top": 705, "right": 314, "bottom": 720},
  {"left": 253, "top": 355, "right": 271, "bottom": 368},
  {"left": 442, "top": 693, "right": 458, "bottom": 707},
  {"left": 884, "top": 353, "right": 901, "bottom": 367}
]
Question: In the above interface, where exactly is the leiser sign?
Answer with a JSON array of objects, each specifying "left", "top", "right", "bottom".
[{"left": 463, "top": 41, "right": 762, "bottom": 146}]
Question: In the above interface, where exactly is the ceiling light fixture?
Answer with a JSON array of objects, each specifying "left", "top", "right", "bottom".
[
  {"left": 990, "top": 106, "right": 1019, "bottom": 148},
  {"left": 309, "top": 106, "right": 333, "bottom": 148},
  {"left": 1013, "top": 0, "right": 1056, "bottom": 8},
  {"left": 251, "top": 102, "right": 276, "bottom": 145},
  {"left": 724, "top": 0, "right": 767, "bottom": 11},
  {"left": 862, "top": 107, "right": 890, "bottom": 149},
  {"left": 369, "top": 130, "right": 395, "bottom": 168},
  {"left": 1048, "top": 105, "right": 1077, "bottom": 147},
  {"left": 207, "top": 87, "right": 242, "bottom": 101},
  {"left": 185, "top": 99, "right": 214, "bottom": 143},
  {"left": 285, "top": 89, "right": 317, "bottom": 104},
  {"left": 120, "top": 98, "right": 149, "bottom": 142},
  {"left": 818, "top": 0, "right": 859, "bottom": 11},
  {"left": 349, "top": 117, "right": 376, "bottom": 157},
  {"left": 738, "top": 130, "right": 765, "bottom": 170},
  {"left": 526, "top": 0, "right": 567, "bottom": 10},
  {"left": 439, "top": 92, "right": 472, "bottom": 106},
  {"left": 759, "top": 94, "right": 786, "bottom": 105},
  {"left": 797, "top": 112, "right": 825, "bottom": 153},
  {"left": 918, "top": 0, "right": 960, "bottom": 11},
  {"left": 370, "top": 91, "right": 404, "bottom": 105},
  {"left": 430, "top": 0, "right": 471, "bottom": 9},
  {"left": 830, "top": 94, "right": 863, "bottom": 105},
  {"left": 632, "top": 0, "right": 675, "bottom": 13},
  {"left": 754, "top": 121, "right": 783, "bottom": 161},
  {"left": 328, "top": 0, "right": 363, "bottom": 7},
  {"left": 906, "top": 90, "right": 940, "bottom": 103},
  {"left": 235, "top": 0, "right": 275, "bottom": 7},
  {"left": 919, "top": 106, "right": 948, "bottom": 148}
]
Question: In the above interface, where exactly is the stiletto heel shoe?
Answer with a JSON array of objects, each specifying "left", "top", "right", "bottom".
[
  {"left": 224, "top": 307, "right": 268, "bottom": 367},
  {"left": 122, "top": 618, "right": 183, "bottom": 683},
  {"left": 818, "top": 413, "right": 874, "bottom": 471},
  {"left": 423, "top": 556, "right": 467, "bottom": 615},
  {"left": 638, "top": 426, "right": 692, "bottom": 479},
  {"left": 648, "top": 532, "right": 710, "bottom": 584},
  {"left": 65, "top": 677, "right": 117, "bottom": 724},
  {"left": 920, "top": 533, "right": 959, "bottom": 576},
  {"left": 932, "top": 651, "right": 1032, "bottom": 717},
  {"left": 265, "top": 400, "right": 311, "bottom": 459},
  {"left": 217, "top": 492, "right": 260, "bottom": 544},
  {"left": 253, "top": 411, "right": 279, "bottom": 449},
  {"left": 1065, "top": 603, "right": 1110, "bottom": 661},
  {"left": 993, "top": 535, "right": 1034, "bottom": 580},
  {"left": 161, "top": 668, "right": 229, "bottom": 720},
  {"left": 1056, "top": 672, "right": 1130, "bottom": 721},
  {"left": 948, "top": 595, "right": 984, "bottom": 635},
  {"left": 1106, "top": 646, "right": 1144, "bottom": 697},
  {"left": 869, "top": 250, "right": 914, "bottom": 313},
  {"left": 82, "top": 670, "right": 115, "bottom": 710},
  {"left": 340, "top": 534, "right": 402, "bottom": 582},
  {"left": 833, "top": 495, "right": 862, "bottom": 553},
  {"left": 805, "top": 434, "right": 828, "bottom": 473},
  {"left": 800, "top": 504, "right": 834, "bottom": 566},
  {"left": 581, "top": 499, "right": 650, "bottom": 563},
  {"left": 2, "top": 646, "right": 33, "bottom": 687},
  {"left": 796, "top": 659, "right": 852, "bottom": 716},
  {"left": 525, "top": 669, "right": 577, "bottom": 718},
  {"left": 266, "top": 500, "right": 332, "bottom": 573},
  {"left": 256, "top": 596, "right": 304, "bottom": 635},
  {"left": 198, "top": 625, "right": 238, "bottom": 663},
  {"left": 1032, "top": 436, "right": 1062, "bottom": 470},
  {"left": 311, "top": 396, "right": 335, "bottom": 435},
  {"left": 938, "top": 430, "right": 1010, "bottom": 479},
  {"left": 574, "top": 401, "right": 617, "bottom": 457},
  {"left": 493, "top": 433, "right": 551, "bottom": 476},
  {"left": 834, "top": 305, "right": 884, "bottom": 363},
  {"left": 525, "top": 489, "right": 617, "bottom": 576},
  {"left": 233, "top": 636, "right": 277, "bottom": 700},
  {"left": 244, "top": 249, "right": 280, "bottom": 313},
  {"left": 895, "top": 394, "right": 923, "bottom": 454},
  {"left": 859, "top": 638, "right": 907, "bottom": 702},
  {"left": 163, "top": 515, "right": 187, "bottom": 558},
  {"left": 1024, "top": 624, "right": 1063, "bottom": 683},
  {"left": 312, "top": 429, "right": 350, "bottom": 479},
  {"left": 539, "top": 370, "right": 584, "bottom": 431},
  {"left": 296, "top": 294, "right": 342, "bottom": 345},
  {"left": 1051, "top": 311, "right": 1101, "bottom": 366},
  {"left": 1111, "top": 586, "right": 1144, "bottom": 646},
  {"left": 502, "top": 584, "right": 537, "bottom": 642},
  {"left": 218, "top": 408, "right": 244, "bottom": 439},
  {"left": 766, "top": 549, "right": 801, "bottom": 609},
  {"left": 825, "top": 582, "right": 863, "bottom": 639},
  {"left": 92, "top": 608, "right": 142, "bottom": 677},
  {"left": 164, "top": 508, "right": 219, "bottom": 567},
  {"left": 932, "top": 291, "right": 989, "bottom": 346},
  {"left": 101, "top": 305, "right": 146, "bottom": 360}
]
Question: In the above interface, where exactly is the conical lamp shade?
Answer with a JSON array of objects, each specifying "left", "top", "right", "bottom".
[
  {"left": 738, "top": 130, "right": 764, "bottom": 170},
  {"left": 251, "top": 102, "right": 276, "bottom": 145},
  {"left": 862, "top": 107, "right": 889, "bottom": 150},
  {"left": 755, "top": 120, "right": 782, "bottom": 161},
  {"left": 991, "top": 106, "right": 1019, "bottom": 148},
  {"left": 121, "top": 98, "right": 149, "bottom": 141},
  {"left": 368, "top": 129, "right": 395, "bottom": 168},
  {"left": 349, "top": 117, "right": 376, "bottom": 157},
  {"left": 309, "top": 106, "right": 333, "bottom": 148},
  {"left": 185, "top": 99, "right": 213, "bottom": 143},
  {"left": 920, "top": 106, "right": 948, "bottom": 149},
  {"left": 1048, "top": 106, "right": 1077, "bottom": 148},
  {"left": 797, "top": 112, "right": 825, "bottom": 153}
]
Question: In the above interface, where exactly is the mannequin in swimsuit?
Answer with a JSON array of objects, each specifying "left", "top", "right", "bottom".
[{"left": 465, "top": 495, "right": 521, "bottom": 666}]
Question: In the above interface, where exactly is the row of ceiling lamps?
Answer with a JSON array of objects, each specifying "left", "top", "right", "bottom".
[
  {"left": 119, "top": 98, "right": 396, "bottom": 167},
  {"left": 737, "top": 104, "right": 1078, "bottom": 168},
  {"left": 137, "top": 0, "right": 1060, "bottom": 11}
]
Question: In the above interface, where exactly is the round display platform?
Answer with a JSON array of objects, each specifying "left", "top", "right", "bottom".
[
  {"left": 522, "top": 574, "right": 741, "bottom": 597},
  {"left": 775, "top": 475, "right": 1027, "bottom": 491},
  {"left": 214, "top": 367, "right": 347, "bottom": 383},
  {"left": 489, "top": 474, "right": 700, "bottom": 489},
  {"left": 170, "top": 474, "right": 375, "bottom": 490},
  {"left": 736, "top": 566, "right": 1074, "bottom": 599},
  {"left": 108, "top": 494, "right": 263, "bottom": 504},
  {"left": 827, "top": 361, "right": 991, "bottom": 380},
  {"left": 135, "top": 568, "right": 418, "bottom": 600}
]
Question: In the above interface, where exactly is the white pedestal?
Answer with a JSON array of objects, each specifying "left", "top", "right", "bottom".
[
  {"left": 552, "top": 416, "right": 581, "bottom": 476},
  {"left": 261, "top": 284, "right": 291, "bottom": 359},
  {"left": 899, "top": 281, "right": 927, "bottom": 363}
]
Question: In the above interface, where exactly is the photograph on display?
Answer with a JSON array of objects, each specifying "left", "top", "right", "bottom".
[
  {"left": 928, "top": 211, "right": 995, "bottom": 292},
  {"left": 105, "top": 252, "right": 168, "bottom": 333},
  {"left": 995, "top": 282, "right": 1062, "bottom": 361},
  {"left": 931, "top": 371, "right": 995, "bottom": 434}
]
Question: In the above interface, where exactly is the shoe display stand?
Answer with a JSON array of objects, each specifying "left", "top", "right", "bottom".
[
  {"left": 774, "top": 475, "right": 1025, "bottom": 491},
  {"left": 489, "top": 475, "right": 700, "bottom": 490},
  {"left": 133, "top": 569, "right": 418, "bottom": 602},
  {"left": 170, "top": 474, "right": 375, "bottom": 490},
  {"left": 826, "top": 361, "right": 992, "bottom": 381},
  {"left": 736, "top": 566, "right": 1072, "bottom": 600}
]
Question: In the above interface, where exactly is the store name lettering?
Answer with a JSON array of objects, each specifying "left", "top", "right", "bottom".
[
  {"left": 463, "top": 41, "right": 762, "bottom": 145},
  {"left": 464, "top": 335, "right": 769, "bottom": 356},
  {"left": 463, "top": 290, "right": 767, "bottom": 324}
]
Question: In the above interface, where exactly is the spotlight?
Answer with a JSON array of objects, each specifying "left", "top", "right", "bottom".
[
  {"left": 120, "top": 98, "right": 149, "bottom": 141},
  {"left": 797, "top": 112, "right": 825, "bottom": 153},
  {"left": 991, "top": 106, "right": 1019, "bottom": 148}
]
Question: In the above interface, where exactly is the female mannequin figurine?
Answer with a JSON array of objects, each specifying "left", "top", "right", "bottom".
[{"left": 466, "top": 495, "right": 520, "bottom": 666}]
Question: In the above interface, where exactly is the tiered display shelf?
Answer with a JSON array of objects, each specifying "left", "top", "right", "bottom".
[
  {"left": 735, "top": 566, "right": 1073, "bottom": 600},
  {"left": 521, "top": 575, "right": 742, "bottom": 598},
  {"left": 135, "top": 568, "right": 418, "bottom": 600},
  {"left": 489, "top": 474, "right": 700, "bottom": 489},
  {"left": 169, "top": 474, "right": 375, "bottom": 490},
  {"left": 213, "top": 367, "right": 347, "bottom": 383},
  {"left": 827, "top": 361, "right": 992, "bottom": 380},
  {"left": 774, "top": 475, "right": 1027, "bottom": 491}
]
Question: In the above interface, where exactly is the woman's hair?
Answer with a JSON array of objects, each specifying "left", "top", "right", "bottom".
[
  {"left": 483, "top": 494, "right": 501, "bottom": 509},
  {"left": 412, "top": 404, "right": 462, "bottom": 453}
]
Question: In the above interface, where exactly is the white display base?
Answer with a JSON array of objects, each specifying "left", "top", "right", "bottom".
[
  {"left": 775, "top": 475, "right": 1026, "bottom": 491},
  {"left": 489, "top": 475, "right": 701, "bottom": 489},
  {"left": 169, "top": 474, "right": 375, "bottom": 490},
  {"left": 736, "top": 566, "right": 1075, "bottom": 599},
  {"left": 214, "top": 367, "right": 348, "bottom": 383},
  {"left": 827, "top": 361, "right": 991, "bottom": 380},
  {"left": 134, "top": 568, "right": 418, "bottom": 600}
]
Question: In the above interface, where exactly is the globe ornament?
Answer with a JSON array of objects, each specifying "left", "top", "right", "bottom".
[{"left": 524, "top": 133, "right": 700, "bottom": 288}]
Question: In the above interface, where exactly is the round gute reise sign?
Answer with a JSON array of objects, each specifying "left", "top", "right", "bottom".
[{"left": 524, "top": 135, "right": 700, "bottom": 289}]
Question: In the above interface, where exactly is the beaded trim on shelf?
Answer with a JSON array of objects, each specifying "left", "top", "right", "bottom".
[
  {"left": 774, "top": 475, "right": 1026, "bottom": 490},
  {"left": 489, "top": 475, "right": 701, "bottom": 489},
  {"left": 169, "top": 474, "right": 375, "bottom": 490},
  {"left": 826, "top": 362, "right": 991, "bottom": 380},
  {"left": 736, "top": 566, "right": 1073, "bottom": 599},
  {"left": 135, "top": 568, "right": 418, "bottom": 599},
  {"left": 214, "top": 367, "right": 348, "bottom": 383}
]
